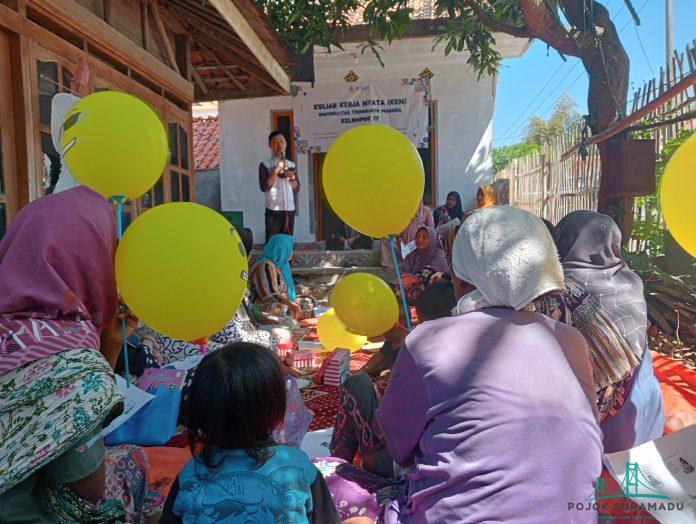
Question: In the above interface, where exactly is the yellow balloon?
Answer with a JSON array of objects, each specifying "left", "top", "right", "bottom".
[
  {"left": 60, "top": 91, "right": 168, "bottom": 200},
  {"left": 323, "top": 124, "right": 425, "bottom": 238},
  {"left": 318, "top": 308, "right": 367, "bottom": 352},
  {"left": 115, "top": 203, "right": 248, "bottom": 341},
  {"left": 330, "top": 273, "right": 398, "bottom": 336},
  {"left": 660, "top": 132, "right": 696, "bottom": 257}
]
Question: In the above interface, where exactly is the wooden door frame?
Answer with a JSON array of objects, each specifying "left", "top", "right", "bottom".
[
  {"left": 0, "top": 30, "right": 19, "bottom": 224},
  {"left": 312, "top": 151, "right": 324, "bottom": 241}
]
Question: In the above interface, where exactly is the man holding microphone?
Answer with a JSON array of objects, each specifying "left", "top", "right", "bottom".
[{"left": 258, "top": 130, "right": 300, "bottom": 241}]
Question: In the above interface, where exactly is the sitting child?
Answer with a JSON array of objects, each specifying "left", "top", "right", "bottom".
[{"left": 160, "top": 343, "right": 367, "bottom": 523}]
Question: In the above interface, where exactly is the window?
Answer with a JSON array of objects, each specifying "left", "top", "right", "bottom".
[
  {"left": 154, "top": 176, "right": 165, "bottom": 205},
  {"left": 170, "top": 171, "right": 180, "bottom": 201},
  {"left": 0, "top": 203, "right": 5, "bottom": 240},
  {"left": 36, "top": 59, "right": 74, "bottom": 194},
  {"left": 167, "top": 119, "right": 193, "bottom": 202},
  {"left": 417, "top": 101, "right": 437, "bottom": 207}
]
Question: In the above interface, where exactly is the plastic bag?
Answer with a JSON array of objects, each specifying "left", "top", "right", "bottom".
[
  {"left": 273, "top": 376, "right": 313, "bottom": 448},
  {"left": 105, "top": 384, "right": 180, "bottom": 446}
]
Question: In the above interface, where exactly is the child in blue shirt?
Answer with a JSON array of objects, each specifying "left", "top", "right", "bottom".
[{"left": 160, "top": 342, "right": 343, "bottom": 523}]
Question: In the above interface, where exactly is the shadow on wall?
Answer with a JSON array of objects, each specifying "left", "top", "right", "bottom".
[{"left": 195, "top": 169, "right": 221, "bottom": 211}]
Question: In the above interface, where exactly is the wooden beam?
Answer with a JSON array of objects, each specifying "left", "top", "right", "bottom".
[
  {"left": 141, "top": 0, "right": 149, "bottom": 51},
  {"left": 175, "top": 33, "right": 191, "bottom": 82},
  {"left": 148, "top": 0, "right": 180, "bottom": 74},
  {"left": 28, "top": 0, "right": 193, "bottom": 101},
  {"left": 208, "top": 0, "right": 289, "bottom": 93},
  {"left": 0, "top": 0, "right": 26, "bottom": 14},
  {"left": 198, "top": 86, "right": 276, "bottom": 102},
  {"left": 197, "top": 40, "right": 245, "bottom": 91},
  {"left": 561, "top": 71, "right": 696, "bottom": 161},
  {"left": 191, "top": 66, "right": 209, "bottom": 95},
  {"left": 103, "top": 0, "right": 112, "bottom": 24},
  {"left": 193, "top": 30, "right": 280, "bottom": 93}
]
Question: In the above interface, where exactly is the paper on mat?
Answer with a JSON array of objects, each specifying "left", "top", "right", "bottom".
[
  {"left": 87, "top": 375, "right": 154, "bottom": 447},
  {"left": 301, "top": 428, "right": 333, "bottom": 458},
  {"left": 401, "top": 241, "right": 416, "bottom": 259},
  {"left": 603, "top": 425, "right": 696, "bottom": 523}
]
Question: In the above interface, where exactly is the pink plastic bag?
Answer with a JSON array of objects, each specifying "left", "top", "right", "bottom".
[{"left": 273, "top": 376, "right": 313, "bottom": 447}]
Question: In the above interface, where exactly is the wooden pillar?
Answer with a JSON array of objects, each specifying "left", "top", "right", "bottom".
[
  {"left": 8, "top": 32, "right": 36, "bottom": 205},
  {"left": 103, "top": 0, "right": 113, "bottom": 24},
  {"left": 175, "top": 33, "right": 191, "bottom": 82}
]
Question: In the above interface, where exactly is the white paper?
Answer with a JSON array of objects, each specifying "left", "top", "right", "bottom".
[
  {"left": 163, "top": 354, "right": 203, "bottom": 372},
  {"left": 88, "top": 375, "right": 154, "bottom": 446},
  {"left": 401, "top": 240, "right": 416, "bottom": 259},
  {"left": 603, "top": 425, "right": 696, "bottom": 522},
  {"left": 301, "top": 428, "right": 334, "bottom": 458}
]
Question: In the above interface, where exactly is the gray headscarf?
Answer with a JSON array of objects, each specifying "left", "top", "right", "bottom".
[{"left": 553, "top": 211, "right": 647, "bottom": 358}]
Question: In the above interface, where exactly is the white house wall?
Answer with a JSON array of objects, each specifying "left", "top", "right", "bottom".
[{"left": 219, "top": 35, "right": 528, "bottom": 242}]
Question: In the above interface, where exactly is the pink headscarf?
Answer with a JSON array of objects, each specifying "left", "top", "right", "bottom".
[{"left": 0, "top": 187, "right": 118, "bottom": 373}]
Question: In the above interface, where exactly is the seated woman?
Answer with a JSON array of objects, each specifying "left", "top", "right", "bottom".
[
  {"left": 399, "top": 227, "right": 449, "bottom": 303},
  {"left": 381, "top": 201, "right": 434, "bottom": 268},
  {"left": 0, "top": 187, "right": 160, "bottom": 522},
  {"left": 550, "top": 211, "right": 664, "bottom": 453},
  {"left": 250, "top": 234, "right": 310, "bottom": 322},
  {"left": 329, "top": 282, "right": 456, "bottom": 479},
  {"left": 378, "top": 206, "right": 602, "bottom": 523},
  {"left": 433, "top": 191, "right": 463, "bottom": 227}
]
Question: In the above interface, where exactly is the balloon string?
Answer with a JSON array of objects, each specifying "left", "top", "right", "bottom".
[
  {"left": 388, "top": 235, "right": 412, "bottom": 331},
  {"left": 112, "top": 195, "right": 130, "bottom": 388}
]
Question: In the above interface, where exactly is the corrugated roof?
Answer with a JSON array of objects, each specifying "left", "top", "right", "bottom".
[{"left": 193, "top": 116, "right": 219, "bottom": 170}]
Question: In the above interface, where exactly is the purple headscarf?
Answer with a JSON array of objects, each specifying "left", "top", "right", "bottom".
[
  {"left": 0, "top": 187, "right": 118, "bottom": 373},
  {"left": 402, "top": 226, "right": 449, "bottom": 274}
]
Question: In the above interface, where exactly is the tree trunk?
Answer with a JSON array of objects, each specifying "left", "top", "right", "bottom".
[{"left": 562, "top": 1, "right": 634, "bottom": 241}]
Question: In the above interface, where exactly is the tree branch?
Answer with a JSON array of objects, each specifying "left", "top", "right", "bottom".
[
  {"left": 462, "top": 0, "right": 530, "bottom": 38},
  {"left": 516, "top": 0, "right": 583, "bottom": 57}
]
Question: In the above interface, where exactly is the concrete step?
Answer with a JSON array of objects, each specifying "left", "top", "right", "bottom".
[{"left": 251, "top": 248, "right": 382, "bottom": 269}]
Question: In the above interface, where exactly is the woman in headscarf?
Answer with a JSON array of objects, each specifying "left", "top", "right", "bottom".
[
  {"left": 433, "top": 191, "right": 463, "bottom": 227},
  {"left": 380, "top": 202, "right": 434, "bottom": 268},
  {"left": 0, "top": 187, "right": 162, "bottom": 522},
  {"left": 250, "top": 233, "right": 309, "bottom": 321},
  {"left": 377, "top": 205, "right": 602, "bottom": 523},
  {"left": 476, "top": 185, "right": 498, "bottom": 209},
  {"left": 551, "top": 210, "right": 664, "bottom": 453},
  {"left": 399, "top": 226, "right": 449, "bottom": 304}
]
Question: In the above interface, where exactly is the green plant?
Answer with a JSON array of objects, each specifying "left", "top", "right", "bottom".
[
  {"left": 631, "top": 129, "right": 695, "bottom": 256},
  {"left": 492, "top": 142, "right": 540, "bottom": 174}
]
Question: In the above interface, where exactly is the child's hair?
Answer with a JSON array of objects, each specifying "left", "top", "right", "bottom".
[
  {"left": 415, "top": 281, "right": 456, "bottom": 321},
  {"left": 187, "top": 343, "right": 286, "bottom": 467}
]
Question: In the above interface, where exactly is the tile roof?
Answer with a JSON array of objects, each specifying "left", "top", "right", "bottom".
[
  {"left": 347, "top": 0, "right": 438, "bottom": 25},
  {"left": 193, "top": 116, "right": 219, "bottom": 170}
]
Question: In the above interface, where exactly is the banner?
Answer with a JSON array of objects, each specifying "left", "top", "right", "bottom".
[{"left": 292, "top": 77, "right": 430, "bottom": 154}]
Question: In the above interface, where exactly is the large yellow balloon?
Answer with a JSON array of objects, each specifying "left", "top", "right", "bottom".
[
  {"left": 115, "top": 203, "right": 248, "bottom": 341},
  {"left": 60, "top": 91, "right": 168, "bottom": 200},
  {"left": 660, "top": 132, "right": 696, "bottom": 257},
  {"left": 330, "top": 273, "right": 398, "bottom": 336},
  {"left": 323, "top": 124, "right": 425, "bottom": 238},
  {"left": 318, "top": 308, "right": 367, "bottom": 352}
]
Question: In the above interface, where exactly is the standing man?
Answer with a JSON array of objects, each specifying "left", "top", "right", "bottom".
[{"left": 259, "top": 131, "right": 300, "bottom": 241}]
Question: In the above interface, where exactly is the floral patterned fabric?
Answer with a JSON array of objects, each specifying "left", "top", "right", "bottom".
[
  {"left": 103, "top": 445, "right": 167, "bottom": 523},
  {"left": 0, "top": 347, "right": 122, "bottom": 494}
]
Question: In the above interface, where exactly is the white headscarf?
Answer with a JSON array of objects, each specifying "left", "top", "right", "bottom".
[{"left": 452, "top": 206, "right": 564, "bottom": 313}]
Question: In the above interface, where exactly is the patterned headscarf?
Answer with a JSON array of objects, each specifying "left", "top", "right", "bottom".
[
  {"left": 259, "top": 234, "right": 296, "bottom": 300},
  {"left": 553, "top": 210, "right": 647, "bottom": 359},
  {"left": 0, "top": 187, "right": 118, "bottom": 372}
]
